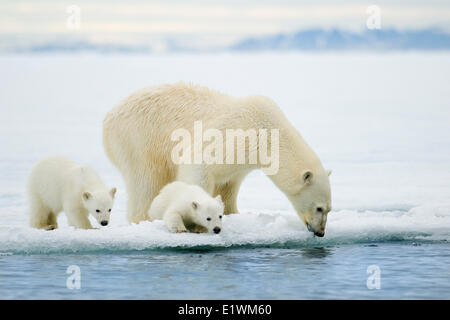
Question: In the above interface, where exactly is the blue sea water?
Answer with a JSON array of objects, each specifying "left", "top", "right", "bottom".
[{"left": 0, "top": 242, "right": 449, "bottom": 299}]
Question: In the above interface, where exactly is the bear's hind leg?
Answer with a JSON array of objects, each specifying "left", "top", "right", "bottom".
[
  {"left": 214, "top": 176, "right": 245, "bottom": 215},
  {"left": 29, "top": 196, "right": 53, "bottom": 229},
  {"left": 125, "top": 168, "right": 165, "bottom": 224}
]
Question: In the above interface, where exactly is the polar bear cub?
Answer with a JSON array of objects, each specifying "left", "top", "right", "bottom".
[
  {"left": 28, "top": 156, "right": 116, "bottom": 230},
  {"left": 149, "top": 181, "right": 224, "bottom": 234}
]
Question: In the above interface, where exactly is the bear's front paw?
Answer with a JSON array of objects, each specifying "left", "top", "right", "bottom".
[{"left": 45, "top": 225, "right": 57, "bottom": 231}]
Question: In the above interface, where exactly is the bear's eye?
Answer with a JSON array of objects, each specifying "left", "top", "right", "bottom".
[
  {"left": 206, "top": 217, "right": 211, "bottom": 221},
  {"left": 316, "top": 207, "right": 323, "bottom": 213},
  {"left": 96, "top": 209, "right": 100, "bottom": 213},
  {"left": 108, "top": 209, "right": 111, "bottom": 212},
  {"left": 219, "top": 215, "right": 222, "bottom": 219}
]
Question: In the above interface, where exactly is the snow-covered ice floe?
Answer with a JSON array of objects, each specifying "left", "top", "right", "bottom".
[{"left": 0, "top": 205, "right": 448, "bottom": 254}]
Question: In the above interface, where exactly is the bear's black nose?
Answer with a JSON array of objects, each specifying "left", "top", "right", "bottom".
[
  {"left": 314, "top": 231, "right": 324, "bottom": 237},
  {"left": 213, "top": 227, "right": 221, "bottom": 234},
  {"left": 101, "top": 221, "right": 108, "bottom": 226}
]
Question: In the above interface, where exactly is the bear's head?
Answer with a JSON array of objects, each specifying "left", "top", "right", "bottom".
[
  {"left": 82, "top": 187, "right": 116, "bottom": 227},
  {"left": 287, "top": 169, "right": 332, "bottom": 237},
  {"left": 190, "top": 195, "right": 224, "bottom": 234}
]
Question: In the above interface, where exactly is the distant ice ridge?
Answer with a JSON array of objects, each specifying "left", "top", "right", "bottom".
[
  {"left": 0, "top": 205, "right": 448, "bottom": 254},
  {"left": 2, "top": 28, "right": 450, "bottom": 53}
]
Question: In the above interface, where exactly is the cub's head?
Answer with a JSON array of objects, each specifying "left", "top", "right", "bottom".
[
  {"left": 82, "top": 187, "right": 116, "bottom": 227},
  {"left": 191, "top": 195, "right": 224, "bottom": 234},
  {"left": 288, "top": 169, "right": 332, "bottom": 237}
]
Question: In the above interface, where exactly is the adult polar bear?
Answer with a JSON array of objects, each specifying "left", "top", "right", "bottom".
[{"left": 103, "top": 83, "right": 331, "bottom": 237}]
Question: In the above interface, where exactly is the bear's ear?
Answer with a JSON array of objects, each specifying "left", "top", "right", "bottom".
[
  {"left": 110, "top": 187, "right": 117, "bottom": 198},
  {"left": 302, "top": 170, "right": 313, "bottom": 184},
  {"left": 327, "top": 170, "right": 332, "bottom": 177},
  {"left": 192, "top": 201, "right": 198, "bottom": 210},
  {"left": 82, "top": 191, "right": 92, "bottom": 201},
  {"left": 215, "top": 195, "right": 222, "bottom": 203}
]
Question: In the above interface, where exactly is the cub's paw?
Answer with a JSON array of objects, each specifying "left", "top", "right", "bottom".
[
  {"left": 168, "top": 225, "right": 187, "bottom": 233},
  {"left": 191, "top": 225, "right": 208, "bottom": 234},
  {"left": 45, "top": 225, "right": 57, "bottom": 231}
]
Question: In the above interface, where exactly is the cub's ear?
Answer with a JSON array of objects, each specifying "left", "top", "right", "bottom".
[
  {"left": 302, "top": 170, "right": 313, "bottom": 184},
  {"left": 215, "top": 195, "right": 222, "bottom": 203},
  {"left": 327, "top": 170, "right": 332, "bottom": 177},
  {"left": 82, "top": 192, "right": 92, "bottom": 201},
  {"left": 192, "top": 201, "right": 198, "bottom": 210},
  {"left": 110, "top": 187, "right": 117, "bottom": 198}
]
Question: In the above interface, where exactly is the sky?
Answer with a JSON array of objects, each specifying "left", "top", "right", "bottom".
[{"left": 1, "top": 0, "right": 450, "bottom": 48}]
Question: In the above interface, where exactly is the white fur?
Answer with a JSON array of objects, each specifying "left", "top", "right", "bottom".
[
  {"left": 103, "top": 82, "right": 331, "bottom": 235},
  {"left": 28, "top": 156, "right": 116, "bottom": 230},
  {"left": 148, "top": 181, "right": 224, "bottom": 234}
]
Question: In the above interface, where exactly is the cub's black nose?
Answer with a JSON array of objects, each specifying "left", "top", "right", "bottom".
[
  {"left": 213, "top": 227, "right": 221, "bottom": 234},
  {"left": 101, "top": 221, "right": 108, "bottom": 226}
]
